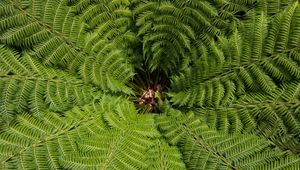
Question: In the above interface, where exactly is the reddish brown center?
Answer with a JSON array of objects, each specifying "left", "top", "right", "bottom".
[{"left": 138, "top": 84, "right": 162, "bottom": 112}]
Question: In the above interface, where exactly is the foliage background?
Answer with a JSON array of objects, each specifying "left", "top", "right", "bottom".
[{"left": 0, "top": 0, "right": 300, "bottom": 169}]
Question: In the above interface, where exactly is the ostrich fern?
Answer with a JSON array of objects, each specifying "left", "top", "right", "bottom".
[{"left": 1, "top": 0, "right": 300, "bottom": 169}]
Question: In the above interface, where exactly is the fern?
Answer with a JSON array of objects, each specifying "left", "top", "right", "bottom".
[
  {"left": 0, "top": 0, "right": 86, "bottom": 70},
  {"left": 0, "top": 45, "right": 94, "bottom": 123},
  {"left": 145, "top": 140, "right": 186, "bottom": 170},
  {"left": 133, "top": 0, "right": 245, "bottom": 72},
  {"left": 0, "top": 0, "right": 300, "bottom": 169},
  {"left": 197, "top": 81, "right": 300, "bottom": 153},
  {"left": 0, "top": 104, "right": 104, "bottom": 169},
  {"left": 157, "top": 110, "right": 300, "bottom": 169},
  {"left": 170, "top": 3, "right": 300, "bottom": 108}
]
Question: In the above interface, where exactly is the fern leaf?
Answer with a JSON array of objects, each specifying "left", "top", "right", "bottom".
[
  {"left": 157, "top": 110, "right": 300, "bottom": 169},
  {"left": 145, "top": 140, "right": 186, "bottom": 170}
]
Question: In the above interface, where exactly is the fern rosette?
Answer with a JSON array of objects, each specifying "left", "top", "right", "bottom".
[{"left": 0, "top": 0, "right": 300, "bottom": 169}]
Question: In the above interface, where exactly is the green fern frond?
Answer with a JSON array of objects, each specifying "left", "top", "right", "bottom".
[
  {"left": 79, "top": 50, "right": 134, "bottom": 94},
  {"left": 0, "top": 0, "right": 88, "bottom": 70},
  {"left": 157, "top": 110, "right": 300, "bottom": 169},
  {"left": 62, "top": 129, "right": 152, "bottom": 170},
  {"left": 0, "top": 104, "right": 104, "bottom": 169},
  {"left": 133, "top": 0, "right": 242, "bottom": 73},
  {"left": 60, "top": 97, "right": 160, "bottom": 169},
  {"left": 145, "top": 140, "right": 186, "bottom": 170},
  {"left": 169, "top": 6, "right": 300, "bottom": 108},
  {"left": 256, "top": 0, "right": 291, "bottom": 15},
  {"left": 265, "top": 2, "right": 299, "bottom": 54},
  {"left": 1, "top": 95, "right": 159, "bottom": 169},
  {"left": 0, "top": 45, "right": 94, "bottom": 122},
  {"left": 198, "top": 82, "right": 300, "bottom": 153}
]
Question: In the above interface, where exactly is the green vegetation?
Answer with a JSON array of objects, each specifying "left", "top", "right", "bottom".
[{"left": 1, "top": 0, "right": 300, "bottom": 169}]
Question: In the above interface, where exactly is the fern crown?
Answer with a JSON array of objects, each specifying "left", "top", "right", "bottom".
[{"left": 1, "top": 0, "right": 300, "bottom": 169}]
